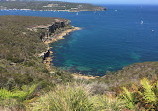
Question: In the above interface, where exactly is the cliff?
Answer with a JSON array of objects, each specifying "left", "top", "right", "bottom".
[{"left": 28, "top": 19, "right": 81, "bottom": 69}]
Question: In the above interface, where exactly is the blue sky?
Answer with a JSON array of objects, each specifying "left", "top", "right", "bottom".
[{"left": 49, "top": 0, "right": 158, "bottom": 5}]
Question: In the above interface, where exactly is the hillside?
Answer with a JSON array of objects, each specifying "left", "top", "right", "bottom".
[
  {"left": 0, "top": 15, "right": 157, "bottom": 110},
  {"left": 0, "top": 15, "right": 74, "bottom": 89},
  {"left": 0, "top": 1, "right": 106, "bottom": 11}
]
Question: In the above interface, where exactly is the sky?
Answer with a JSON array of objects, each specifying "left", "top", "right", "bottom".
[{"left": 48, "top": 0, "right": 158, "bottom": 5}]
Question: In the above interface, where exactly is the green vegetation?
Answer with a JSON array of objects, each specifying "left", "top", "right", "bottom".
[
  {"left": 0, "top": 15, "right": 157, "bottom": 110},
  {"left": 0, "top": 84, "right": 36, "bottom": 107},
  {"left": 27, "top": 83, "right": 94, "bottom": 111},
  {"left": 0, "top": 1, "right": 106, "bottom": 11},
  {"left": 0, "top": 15, "right": 73, "bottom": 89},
  {"left": 26, "top": 78, "right": 158, "bottom": 111},
  {"left": 96, "top": 62, "right": 158, "bottom": 90},
  {"left": 120, "top": 78, "right": 158, "bottom": 110}
]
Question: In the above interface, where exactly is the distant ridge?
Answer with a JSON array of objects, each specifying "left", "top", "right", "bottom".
[
  {"left": 0, "top": 0, "right": 106, "bottom": 11},
  {"left": 0, "top": 0, "right": 37, "bottom": 2}
]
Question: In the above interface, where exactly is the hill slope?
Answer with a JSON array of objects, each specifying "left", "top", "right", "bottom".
[{"left": 0, "top": 15, "right": 73, "bottom": 89}]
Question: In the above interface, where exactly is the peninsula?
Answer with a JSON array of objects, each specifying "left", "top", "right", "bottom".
[{"left": 0, "top": 1, "right": 106, "bottom": 12}]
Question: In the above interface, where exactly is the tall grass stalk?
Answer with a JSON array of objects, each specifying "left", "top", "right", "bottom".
[{"left": 27, "top": 83, "right": 95, "bottom": 111}]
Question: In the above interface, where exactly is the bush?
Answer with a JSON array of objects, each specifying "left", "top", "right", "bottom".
[
  {"left": 27, "top": 83, "right": 95, "bottom": 111},
  {"left": 94, "top": 95, "right": 125, "bottom": 111},
  {"left": 121, "top": 78, "right": 158, "bottom": 110},
  {"left": 0, "top": 84, "right": 36, "bottom": 109}
]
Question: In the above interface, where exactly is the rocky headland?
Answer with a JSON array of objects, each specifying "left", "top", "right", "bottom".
[
  {"left": 29, "top": 19, "right": 82, "bottom": 69},
  {"left": 0, "top": 1, "right": 106, "bottom": 12}
]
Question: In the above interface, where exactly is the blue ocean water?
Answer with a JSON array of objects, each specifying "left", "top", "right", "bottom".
[{"left": 1, "top": 5, "right": 158, "bottom": 76}]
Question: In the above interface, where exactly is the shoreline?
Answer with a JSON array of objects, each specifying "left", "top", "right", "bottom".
[
  {"left": 0, "top": 9, "right": 105, "bottom": 12},
  {"left": 44, "top": 26, "right": 81, "bottom": 45},
  {"left": 42, "top": 26, "right": 97, "bottom": 79},
  {"left": 43, "top": 26, "right": 81, "bottom": 69}
]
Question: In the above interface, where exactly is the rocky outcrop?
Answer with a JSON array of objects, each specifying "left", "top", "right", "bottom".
[
  {"left": 36, "top": 19, "right": 75, "bottom": 68},
  {"left": 43, "top": 50, "right": 50, "bottom": 61},
  {"left": 49, "top": 21, "right": 70, "bottom": 33},
  {"left": 38, "top": 20, "right": 71, "bottom": 43}
]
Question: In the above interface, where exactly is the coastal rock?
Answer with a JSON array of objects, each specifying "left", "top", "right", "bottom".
[
  {"left": 43, "top": 50, "right": 50, "bottom": 61},
  {"left": 48, "top": 21, "right": 69, "bottom": 34}
]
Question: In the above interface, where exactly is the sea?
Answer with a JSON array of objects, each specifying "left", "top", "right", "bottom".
[{"left": 1, "top": 4, "right": 158, "bottom": 76}]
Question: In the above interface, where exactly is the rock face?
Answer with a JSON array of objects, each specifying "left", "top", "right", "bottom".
[
  {"left": 40, "top": 32, "right": 45, "bottom": 40},
  {"left": 49, "top": 21, "right": 69, "bottom": 33},
  {"left": 41, "top": 20, "right": 70, "bottom": 61},
  {"left": 39, "top": 20, "right": 70, "bottom": 42},
  {"left": 43, "top": 50, "right": 50, "bottom": 61}
]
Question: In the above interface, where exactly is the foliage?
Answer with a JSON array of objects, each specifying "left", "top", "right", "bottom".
[
  {"left": 99, "top": 62, "right": 158, "bottom": 89},
  {"left": 0, "top": 84, "right": 36, "bottom": 101},
  {"left": 0, "top": 84, "right": 36, "bottom": 109},
  {"left": 122, "top": 87, "right": 136, "bottom": 109},
  {"left": 0, "top": 15, "right": 158, "bottom": 111},
  {"left": 94, "top": 95, "right": 125, "bottom": 111},
  {"left": 121, "top": 78, "right": 158, "bottom": 110},
  {"left": 0, "top": 16, "right": 73, "bottom": 89},
  {"left": 0, "top": 77, "right": 157, "bottom": 111},
  {"left": 27, "top": 83, "right": 95, "bottom": 111},
  {"left": 140, "top": 78, "right": 156, "bottom": 103}
]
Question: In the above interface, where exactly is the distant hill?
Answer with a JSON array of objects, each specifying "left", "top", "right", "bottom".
[
  {"left": 0, "top": 0, "right": 35, "bottom": 1},
  {"left": 0, "top": 0, "right": 106, "bottom": 11}
]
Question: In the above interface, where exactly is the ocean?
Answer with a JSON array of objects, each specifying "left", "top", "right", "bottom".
[{"left": 1, "top": 5, "right": 158, "bottom": 76}]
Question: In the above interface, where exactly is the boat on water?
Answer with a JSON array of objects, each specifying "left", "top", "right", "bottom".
[{"left": 140, "top": 20, "right": 144, "bottom": 24}]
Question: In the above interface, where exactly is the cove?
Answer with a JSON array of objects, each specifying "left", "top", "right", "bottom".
[{"left": 1, "top": 5, "right": 158, "bottom": 76}]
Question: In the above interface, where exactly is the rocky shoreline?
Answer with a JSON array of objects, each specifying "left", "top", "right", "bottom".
[
  {"left": 44, "top": 26, "right": 81, "bottom": 45},
  {"left": 39, "top": 23, "right": 98, "bottom": 79},
  {"left": 43, "top": 26, "right": 81, "bottom": 69},
  {"left": 33, "top": 19, "right": 99, "bottom": 80}
]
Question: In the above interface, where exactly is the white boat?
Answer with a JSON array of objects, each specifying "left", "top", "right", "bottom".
[
  {"left": 140, "top": 20, "right": 144, "bottom": 24},
  {"left": 76, "top": 12, "right": 79, "bottom": 15}
]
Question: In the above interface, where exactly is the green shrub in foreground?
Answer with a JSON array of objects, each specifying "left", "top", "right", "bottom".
[
  {"left": 25, "top": 78, "right": 158, "bottom": 111},
  {"left": 94, "top": 95, "right": 125, "bottom": 111},
  {"left": 27, "top": 83, "right": 126, "bottom": 111},
  {"left": 121, "top": 78, "right": 158, "bottom": 110},
  {"left": 27, "top": 83, "right": 95, "bottom": 111},
  {"left": 0, "top": 84, "right": 36, "bottom": 109}
]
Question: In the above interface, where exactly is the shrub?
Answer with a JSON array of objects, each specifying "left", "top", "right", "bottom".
[
  {"left": 0, "top": 84, "right": 36, "bottom": 109},
  {"left": 121, "top": 87, "right": 136, "bottom": 109},
  {"left": 94, "top": 95, "right": 125, "bottom": 111},
  {"left": 0, "top": 84, "right": 36, "bottom": 101},
  {"left": 121, "top": 78, "right": 158, "bottom": 110},
  {"left": 27, "top": 83, "right": 95, "bottom": 111}
]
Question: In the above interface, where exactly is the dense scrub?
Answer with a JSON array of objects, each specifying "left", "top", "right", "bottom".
[
  {"left": 0, "top": 15, "right": 66, "bottom": 63},
  {"left": 97, "top": 62, "right": 158, "bottom": 89},
  {"left": 0, "top": 15, "right": 73, "bottom": 90},
  {"left": 16, "top": 78, "right": 157, "bottom": 111}
]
